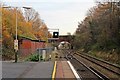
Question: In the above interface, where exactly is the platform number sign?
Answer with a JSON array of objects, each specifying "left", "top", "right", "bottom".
[
  {"left": 53, "top": 32, "right": 59, "bottom": 38},
  {"left": 14, "top": 40, "right": 18, "bottom": 51}
]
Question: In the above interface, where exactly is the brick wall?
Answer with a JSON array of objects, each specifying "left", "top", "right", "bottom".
[{"left": 19, "top": 39, "right": 45, "bottom": 56}]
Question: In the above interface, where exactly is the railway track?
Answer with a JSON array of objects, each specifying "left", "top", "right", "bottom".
[
  {"left": 64, "top": 49, "right": 120, "bottom": 79},
  {"left": 71, "top": 56, "right": 109, "bottom": 80},
  {"left": 59, "top": 50, "right": 110, "bottom": 80},
  {"left": 75, "top": 52, "right": 120, "bottom": 76},
  {"left": 61, "top": 49, "right": 120, "bottom": 79}
]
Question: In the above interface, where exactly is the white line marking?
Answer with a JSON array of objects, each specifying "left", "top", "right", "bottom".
[{"left": 67, "top": 61, "right": 82, "bottom": 80}]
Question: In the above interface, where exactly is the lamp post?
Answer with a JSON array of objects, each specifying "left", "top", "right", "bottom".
[
  {"left": 14, "top": 7, "right": 31, "bottom": 62},
  {"left": 2, "top": 6, "right": 31, "bottom": 62},
  {"left": 14, "top": 7, "right": 18, "bottom": 62}
]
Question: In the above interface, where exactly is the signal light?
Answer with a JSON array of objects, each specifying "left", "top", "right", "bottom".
[{"left": 53, "top": 32, "right": 59, "bottom": 38}]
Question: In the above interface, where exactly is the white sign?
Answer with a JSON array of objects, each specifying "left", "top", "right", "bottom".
[{"left": 14, "top": 40, "right": 18, "bottom": 51}]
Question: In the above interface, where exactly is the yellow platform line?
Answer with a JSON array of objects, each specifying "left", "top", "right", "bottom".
[{"left": 52, "top": 61, "right": 57, "bottom": 80}]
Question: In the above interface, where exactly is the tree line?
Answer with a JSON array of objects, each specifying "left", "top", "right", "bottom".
[{"left": 74, "top": 1, "right": 120, "bottom": 53}]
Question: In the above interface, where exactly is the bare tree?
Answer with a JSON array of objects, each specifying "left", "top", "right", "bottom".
[
  {"left": 24, "top": 8, "right": 42, "bottom": 31},
  {"left": 24, "top": 8, "right": 39, "bottom": 22}
]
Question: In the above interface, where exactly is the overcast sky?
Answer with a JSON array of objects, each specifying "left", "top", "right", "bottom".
[{"left": 2, "top": 0, "right": 96, "bottom": 35}]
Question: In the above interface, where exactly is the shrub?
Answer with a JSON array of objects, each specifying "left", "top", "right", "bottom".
[{"left": 26, "top": 53, "right": 40, "bottom": 62}]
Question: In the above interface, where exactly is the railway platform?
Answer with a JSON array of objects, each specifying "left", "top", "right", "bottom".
[
  {"left": 2, "top": 61, "right": 54, "bottom": 79},
  {"left": 52, "top": 61, "right": 80, "bottom": 80}
]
